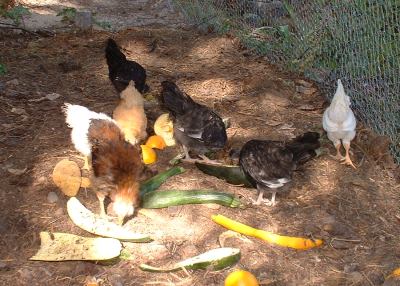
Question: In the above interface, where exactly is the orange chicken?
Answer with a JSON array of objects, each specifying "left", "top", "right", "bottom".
[{"left": 113, "top": 80, "right": 147, "bottom": 145}]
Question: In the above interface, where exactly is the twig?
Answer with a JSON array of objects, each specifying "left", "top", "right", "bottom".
[
  {"left": 0, "top": 21, "right": 17, "bottom": 26},
  {"left": 0, "top": 25, "right": 37, "bottom": 35},
  {"left": 0, "top": 22, "right": 54, "bottom": 36},
  {"left": 331, "top": 237, "right": 361, "bottom": 242},
  {"left": 361, "top": 271, "right": 375, "bottom": 286}
]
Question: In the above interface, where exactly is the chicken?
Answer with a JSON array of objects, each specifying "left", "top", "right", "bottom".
[
  {"left": 322, "top": 79, "right": 357, "bottom": 168},
  {"left": 105, "top": 38, "right": 149, "bottom": 93},
  {"left": 160, "top": 80, "right": 227, "bottom": 163},
  {"left": 63, "top": 103, "right": 143, "bottom": 225},
  {"left": 239, "top": 132, "right": 320, "bottom": 206},
  {"left": 113, "top": 81, "right": 147, "bottom": 145}
]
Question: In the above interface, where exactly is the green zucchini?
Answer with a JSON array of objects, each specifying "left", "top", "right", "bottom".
[
  {"left": 139, "top": 166, "right": 185, "bottom": 196},
  {"left": 195, "top": 162, "right": 252, "bottom": 187},
  {"left": 139, "top": 247, "right": 241, "bottom": 272},
  {"left": 141, "top": 189, "right": 243, "bottom": 209}
]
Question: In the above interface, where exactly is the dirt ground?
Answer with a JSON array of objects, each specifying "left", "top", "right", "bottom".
[{"left": 1, "top": 10, "right": 400, "bottom": 286}]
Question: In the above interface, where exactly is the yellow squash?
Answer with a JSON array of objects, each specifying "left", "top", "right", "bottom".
[
  {"left": 212, "top": 214, "right": 323, "bottom": 250},
  {"left": 140, "top": 145, "right": 157, "bottom": 164}
]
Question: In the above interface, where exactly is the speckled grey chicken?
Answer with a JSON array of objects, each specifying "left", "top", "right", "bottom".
[
  {"left": 160, "top": 80, "right": 227, "bottom": 162},
  {"left": 239, "top": 132, "right": 320, "bottom": 206},
  {"left": 105, "top": 38, "right": 149, "bottom": 93}
]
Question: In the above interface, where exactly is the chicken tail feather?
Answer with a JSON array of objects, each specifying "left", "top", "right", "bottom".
[
  {"left": 63, "top": 103, "right": 92, "bottom": 129},
  {"left": 62, "top": 103, "right": 113, "bottom": 129},
  {"left": 105, "top": 38, "right": 126, "bottom": 70},
  {"left": 160, "top": 80, "right": 196, "bottom": 116}
]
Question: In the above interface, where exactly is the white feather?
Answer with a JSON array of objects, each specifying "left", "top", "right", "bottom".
[
  {"left": 63, "top": 103, "right": 115, "bottom": 156},
  {"left": 260, "top": 177, "right": 291, "bottom": 189},
  {"left": 322, "top": 79, "right": 356, "bottom": 144}
]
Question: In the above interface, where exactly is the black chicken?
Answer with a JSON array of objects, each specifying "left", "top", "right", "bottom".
[
  {"left": 160, "top": 80, "right": 227, "bottom": 162},
  {"left": 105, "top": 38, "right": 149, "bottom": 93},
  {"left": 239, "top": 132, "right": 320, "bottom": 206}
]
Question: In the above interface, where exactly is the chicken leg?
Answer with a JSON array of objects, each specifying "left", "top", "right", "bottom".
[
  {"left": 95, "top": 191, "right": 107, "bottom": 218},
  {"left": 330, "top": 142, "right": 344, "bottom": 160},
  {"left": 72, "top": 154, "right": 91, "bottom": 171},
  {"left": 181, "top": 145, "right": 199, "bottom": 163},
  {"left": 340, "top": 142, "right": 356, "bottom": 169},
  {"left": 83, "top": 156, "right": 91, "bottom": 171}
]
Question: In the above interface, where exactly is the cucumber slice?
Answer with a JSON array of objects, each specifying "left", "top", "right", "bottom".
[
  {"left": 140, "top": 247, "right": 241, "bottom": 272},
  {"left": 195, "top": 162, "right": 252, "bottom": 187},
  {"left": 140, "top": 166, "right": 185, "bottom": 196},
  {"left": 67, "top": 197, "right": 151, "bottom": 242},
  {"left": 141, "top": 189, "right": 243, "bottom": 209},
  {"left": 30, "top": 232, "right": 121, "bottom": 261}
]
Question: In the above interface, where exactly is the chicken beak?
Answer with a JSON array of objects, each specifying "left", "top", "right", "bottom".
[{"left": 117, "top": 216, "right": 124, "bottom": 226}]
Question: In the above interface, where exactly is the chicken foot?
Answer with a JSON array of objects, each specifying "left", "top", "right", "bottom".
[
  {"left": 198, "top": 155, "right": 222, "bottom": 165},
  {"left": 251, "top": 189, "right": 277, "bottom": 206},
  {"left": 330, "top": 142, "right": 344, "bottom": 160},
  {"left": 180, "top": 146, "right": 222, "bottom": 164},
  {"left": 340, "top": 142, "right": 356, "bottom": 169},
  {"left": 180, "top": 145, "right": 200, "bottom": 163}
]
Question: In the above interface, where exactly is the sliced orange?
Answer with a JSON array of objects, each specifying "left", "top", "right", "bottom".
[
  {"left": 145, "top": 135, "right": 167, "bottom": 150},
  {"left": 140, "top": 145, "right": 157, "bottom": 164},
  {"left": 225, "top": 270, "right": 259, "bottom": 286}
]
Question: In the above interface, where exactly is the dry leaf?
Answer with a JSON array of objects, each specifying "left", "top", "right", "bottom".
[
  {"left": 11, "top": 107, "right": 27, "bottom": 115},
  {"left": 52, "top": 159, "right": 82, "bottom": 197},
  {"left": 7, "top": 167, "right": 27, "bottom": 175}
]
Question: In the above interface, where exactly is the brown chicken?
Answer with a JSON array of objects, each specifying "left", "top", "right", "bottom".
[
  {"left": 63, "top": 103, "right": 143, "bottom": 225},
  {"left": 113, "top": 80, "right": 147, "bottom": 145}
]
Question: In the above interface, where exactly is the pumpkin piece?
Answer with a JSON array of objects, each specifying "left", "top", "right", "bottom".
[
  {"left": 141, "top": 145, "right": 157, "bottom": 164},
  {"left": 52, "top": 159, "right": 82, "bottom": 197},
  {"left": 145, "top": 135, "right": 167, "bottom": 150},
  {"left": 225, "top": 270, "right": 259, "bottom": 286},
  {"left": 154, "top": 113, "right": 176, "bottom": 146}
]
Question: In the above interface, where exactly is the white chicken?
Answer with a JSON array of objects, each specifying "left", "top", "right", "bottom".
[{"left": 323, "top": 79, "right": 357, "bottom": 168}]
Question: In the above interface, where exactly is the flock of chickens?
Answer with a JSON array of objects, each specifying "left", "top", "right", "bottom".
[{"left": 63, "top": 38, "right": 357, "bottom": 225}]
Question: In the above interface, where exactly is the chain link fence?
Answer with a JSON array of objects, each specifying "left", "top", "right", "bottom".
[{"left": 173, "top": 0, "right": 400, "bottom": 164}]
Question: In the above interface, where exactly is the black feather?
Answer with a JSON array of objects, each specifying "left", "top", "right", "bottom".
[
  {"left": 160, "top": 81, "right": 227, "bottom": 155},
  {"left": 105, "top": 38, "right": 148, "bottom": 93}
]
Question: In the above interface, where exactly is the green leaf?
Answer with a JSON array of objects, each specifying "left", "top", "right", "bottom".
[
  {"left": 4, "top": 5, "right": 30, "bottom": 26},
  {"left": 0, "top": 64, "right": 7, "bottom": 75},
  {"left": 93, "top": 19, "right": 112, "bottom": 30},
  {"left": 56, "top": 7, "right": 77, "bottom": 23}
]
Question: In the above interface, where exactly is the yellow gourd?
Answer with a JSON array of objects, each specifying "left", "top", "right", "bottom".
[{"left": 212, "top": 214, "right": 323, "bottom": 250}]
